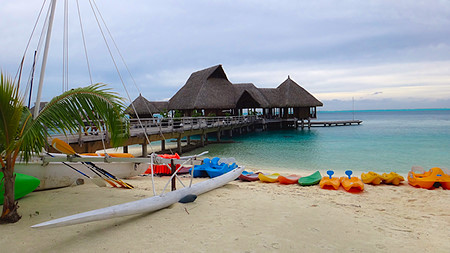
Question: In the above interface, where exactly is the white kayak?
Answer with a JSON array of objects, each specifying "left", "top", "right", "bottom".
[{"left": 32, "top": 166, "right": 244, "bottom": 228}]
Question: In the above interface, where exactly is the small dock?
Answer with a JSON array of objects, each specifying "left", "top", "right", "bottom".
[{"left": 308, "top": 120, "right": 363, "bottom": 127}]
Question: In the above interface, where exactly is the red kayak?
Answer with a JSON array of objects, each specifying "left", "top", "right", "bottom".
[
  {"left": 239, "top": 172, "right": 261, "bottom": 181},
  {"left": 278, "top": 174, "right": 301, "bottom": 184}
]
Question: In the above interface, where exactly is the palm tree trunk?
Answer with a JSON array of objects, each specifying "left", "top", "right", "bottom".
[{"left": 0, "top": 156, "right": 21, "bottom": 223}]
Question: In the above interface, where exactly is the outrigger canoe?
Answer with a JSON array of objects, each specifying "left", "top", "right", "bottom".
[{"left": 32, "top": 166, "right": 244, "bottom": 228}]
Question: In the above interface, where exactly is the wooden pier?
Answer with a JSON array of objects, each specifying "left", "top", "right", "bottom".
[
  {"left": 50, "top": 116, "right": 257, "bottom": 154},
  {"left": 50, "top": 116, "right": 362, "bottom": 155},
  {"left": 308, "top": 120, "right": 363, "bottom": 127}
]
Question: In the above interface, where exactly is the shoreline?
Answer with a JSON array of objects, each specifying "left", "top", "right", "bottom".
[
  {"left": 102, "top": 145, "right": 411, "bottom": 178},
  {"left": 1, "top": 166, "right": 449, "bottom": 252}
]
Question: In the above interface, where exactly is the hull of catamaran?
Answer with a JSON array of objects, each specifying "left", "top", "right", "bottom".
[
  {"left": 32, "top": 166, "right": 244, "bottom": 228},
  {"left": 15, "top": 153, "right": 149, "bottom": 190}
]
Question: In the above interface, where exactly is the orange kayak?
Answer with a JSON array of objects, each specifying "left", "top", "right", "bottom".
[
  {"left": 319, "top": 177, "right": 340, "bottom": 190},
  {"left": 278, "top": 174, "right": 301, "bottom": 184},
  {"left": 340, "top": 176, "right": 364, "bottom": 192},
  {"left": 408, "top": 167, "right": 450, "bottom": 190},
  {"left": 258, "top": 173, "right": 280, "bottom": 183}
]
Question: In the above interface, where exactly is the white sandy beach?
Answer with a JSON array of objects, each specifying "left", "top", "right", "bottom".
[{"left": 1, "top": 167, "right": 449, "bottom": 253}]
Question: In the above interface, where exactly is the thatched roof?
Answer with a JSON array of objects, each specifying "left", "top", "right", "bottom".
[
  {"left": 275, "top": 77, "right": 323, "bottom": 107},
  {"left": 126, "top": 94, "right": 167, "bottom": 117},
  {"left": 150, "top": 101, "right": 169, "bottom": 112},
  {"left": 168, "top": 65, "right": 237, "bottom": 110},
  {"left": 258, "top": 88, "right": 280, "bottom": 108},
  {"left": 141, "top": 65, "right": 322, "bottom": 113},
  {"left": 234, "top": 83, "right": 271, "bottom": 108}
]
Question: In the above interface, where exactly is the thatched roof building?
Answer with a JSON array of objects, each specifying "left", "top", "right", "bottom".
[
  {"left": 276, "top": 76, "right": 323, "bottom": 107},
  {"left": 169, "top": 65, "right": 236, "bottom": 112},
  {"left": 126, "top": 94, "right": 168, "bottom": 118},
  {"left": 129, "top": 64, "right": 322, "bottom": 119},
  {"left": 234, "top": 83, "right": 271, "bottom": 108}
]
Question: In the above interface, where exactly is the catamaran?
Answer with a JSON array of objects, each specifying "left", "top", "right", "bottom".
[{"left": 12, "top": 0, "right": 243, "bottom": 228}]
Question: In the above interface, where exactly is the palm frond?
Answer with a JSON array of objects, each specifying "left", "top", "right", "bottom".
[
  {"left": 33, "top": 83, "right": 127, "bottom": 145},
  {"left": 0, "top": 73, "right": 24, "bottom": 157}
]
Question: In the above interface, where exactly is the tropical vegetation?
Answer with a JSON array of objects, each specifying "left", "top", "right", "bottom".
[{"left": 0, "top": 72, "right": 129, "bottom": 223}]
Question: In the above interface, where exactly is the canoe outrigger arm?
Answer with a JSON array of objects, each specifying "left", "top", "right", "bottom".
[{"left": 40, "top": 154, "right": 204, "bottom": 166}]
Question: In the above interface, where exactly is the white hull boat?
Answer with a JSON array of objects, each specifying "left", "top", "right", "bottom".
[
  {"left": 15, "top": 153, "right": 149, "bottom": 190},
  {"left": 32, "top": 166, "right": 244, "bottom": 228}
]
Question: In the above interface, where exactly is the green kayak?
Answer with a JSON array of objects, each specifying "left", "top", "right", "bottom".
[
  {"left": 298, "top": 171, "right": 321, "bottom": 186},
  {"left": 0, "top": 172, "right": 40, "bottom": 204}
]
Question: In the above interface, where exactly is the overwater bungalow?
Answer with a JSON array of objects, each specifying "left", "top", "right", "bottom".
[
  {"left": 126, "top": 94, "right": 168, "bottom": 118},
  {"left": 129, "top": 64, "right": 322, "bottom": 120}
]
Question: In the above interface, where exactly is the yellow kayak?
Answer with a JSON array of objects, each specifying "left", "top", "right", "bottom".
[
  {"left": 361, "top": 171, "right": 382, "bottom": 185},
  {"left": 381, "top": 172, "right": 404, "bottom": 186},
  {"left": 258, "top": 173, "right": 280, "bottom": 183}
]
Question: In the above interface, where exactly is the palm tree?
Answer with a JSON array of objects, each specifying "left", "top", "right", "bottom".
[{"left": 0, "top": 72, "right": 129, "bottom": 223}]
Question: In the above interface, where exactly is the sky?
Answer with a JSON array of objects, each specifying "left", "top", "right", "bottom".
[{"left": 1, "top": 0, "right": 450, "bottom": 111}]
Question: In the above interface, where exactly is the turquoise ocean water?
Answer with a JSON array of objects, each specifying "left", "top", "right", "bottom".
[{"left": 184, "top": 109, "right": 450, "bottom": 174}]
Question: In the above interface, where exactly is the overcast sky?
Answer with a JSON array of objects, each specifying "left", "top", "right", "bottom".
[{"left": 1, "top": 0, "right": 449, "bottom": 110}]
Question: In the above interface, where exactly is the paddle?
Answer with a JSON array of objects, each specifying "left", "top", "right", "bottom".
[
  {"left": 51, "top": 138, "right": 132, "bottom": 189},
  {"left": 45, "top": 152, "right": 107, "bottom": 187}
]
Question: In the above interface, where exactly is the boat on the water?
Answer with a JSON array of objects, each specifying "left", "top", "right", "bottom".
[{"left": 31, "top": 166, "right": 244, "bottom": 228}]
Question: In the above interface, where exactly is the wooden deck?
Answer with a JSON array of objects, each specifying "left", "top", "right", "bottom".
[
  {"left": 50, "top": 116, "right": 257, "bottom": 154},
  {"left": 50, "top": 116, "right": 362, "bottom": 154},
  {"left": 309, "top": 120, "right": 363, "bottom": 127}
]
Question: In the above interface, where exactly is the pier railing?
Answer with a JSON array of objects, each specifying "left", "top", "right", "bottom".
[{"left": 129, "top": 115, "right": 258, "bottom": 133}]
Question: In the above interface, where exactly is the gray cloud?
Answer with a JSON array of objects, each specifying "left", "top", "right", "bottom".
[{"left": 1, "top": 0, "right": 449, "bottom": 109}]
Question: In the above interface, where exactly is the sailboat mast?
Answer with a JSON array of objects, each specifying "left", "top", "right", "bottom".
[{"left": 33, "top": 0, "right": 57, "bottom": 118}]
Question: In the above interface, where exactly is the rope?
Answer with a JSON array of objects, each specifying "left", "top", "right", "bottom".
[
  {"left": 76, "top": 0, "right": 93, "bottom": 85},
  {"left": 90, "top": 0, "right": 177, "bottom": 156},
  {"left": 22, "top": 0, "right": 49, "bottom": 106},
  {"left": 14, "top": 0, "right": 48, "bottom": 86}
]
